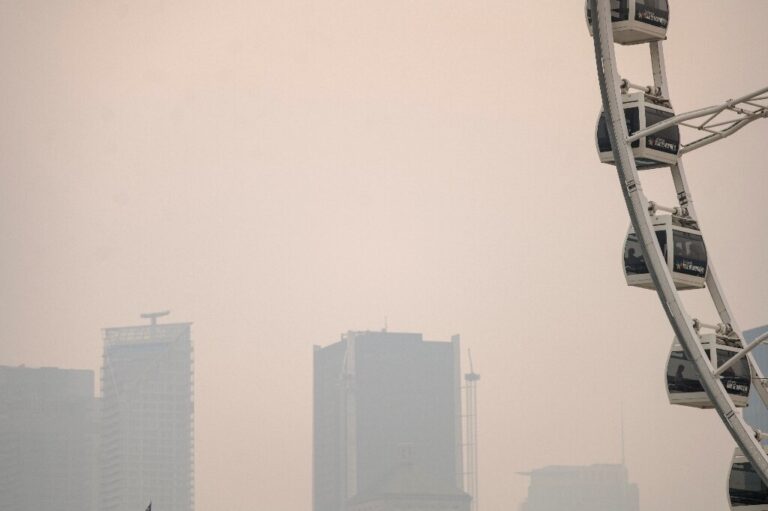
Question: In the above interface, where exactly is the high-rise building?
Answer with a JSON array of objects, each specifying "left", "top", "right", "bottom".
[
  {"left": 313, "top": 330, "right": 470, "bottom": 511},
  {"left": 743, "top": 325, "right": 768, "bottom": 435},
  {"left": 100, "top": 312, "right": 194, "bottom": 511},
  {"left": 519, "top": 464, "right": 639, "bottom": 511},
  {"left": 0, "top": 365, "right": 97, "bottom": 511}
]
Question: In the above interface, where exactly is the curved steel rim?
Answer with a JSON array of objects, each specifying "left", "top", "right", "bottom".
[{"left": 588, "top": 0, "right": 768, "bottom": 489}]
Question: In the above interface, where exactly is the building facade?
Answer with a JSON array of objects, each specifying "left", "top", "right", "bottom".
[
  {"left": 519, "top": 464, "right": 639, "bottom": 511},
  {"left": 0, "top": 365, "right": 97, "bottom": 511},
  {"left": 744, "top": 325, "right": 768, "bottom": 435},
  {"left": 346, "top": 459, "right": 471, "bottom": 511},
  {"left": 313, "top": 330, "right": 469, "bottom": 511},
  {"left": 100, "top": 314, "right": 194, "bottom": 511}
]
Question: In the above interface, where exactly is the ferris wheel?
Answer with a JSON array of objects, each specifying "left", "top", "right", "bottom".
[{"left": 586, "top": 1, "right": 768, "bottom": 508}]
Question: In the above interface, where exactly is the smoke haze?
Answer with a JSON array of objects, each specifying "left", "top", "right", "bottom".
[{"left": 1, "top": 1, "right": 767, "bottom": 509}]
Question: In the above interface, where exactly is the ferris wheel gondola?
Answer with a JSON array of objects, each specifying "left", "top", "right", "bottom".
[
  {"left": 730, "top": 447, "right": 768, "bottom": 510},
  {"left": 666, "top": 333, "right": 751, "bottom": 408},
  {"left": 597, "top": 92, "right": 681, "bottom": 169},
  {"left": 586, "top": 0, "right": 669, "bottom": 45},
  {"left": 623, "top": 214, "right": 707, "bottom": 290}
]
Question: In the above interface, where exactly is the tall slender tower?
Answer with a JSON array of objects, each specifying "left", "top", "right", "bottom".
[
  {"left": 464, "top": 351, "right": 480, "bottom": 511},
  {"left": 100, "top": 312, "right": 194, "bottom": 511}
]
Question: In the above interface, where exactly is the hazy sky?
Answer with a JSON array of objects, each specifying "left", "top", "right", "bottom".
[{"left": 1, "top": 1, "right": 767, "bottom": 510}]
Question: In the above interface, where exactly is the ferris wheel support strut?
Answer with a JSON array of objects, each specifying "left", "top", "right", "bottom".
[
  {"left": 714, "top": 331, "right": 768, "bottom": 378},
  {"left": 589, "top": 0, "right": 768, "bottom": 487}
]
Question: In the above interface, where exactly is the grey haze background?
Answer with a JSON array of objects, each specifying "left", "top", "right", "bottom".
[{"left": 1, "top": 1, "right": 766, "bottom": 510}]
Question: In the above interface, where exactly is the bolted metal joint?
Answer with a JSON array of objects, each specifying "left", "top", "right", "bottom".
[
  {"left": 692, "top": 319, "right": 732, "bottom": 335},
  {"left": 647, "top": 200, "right": 685, "bottom": 217}
]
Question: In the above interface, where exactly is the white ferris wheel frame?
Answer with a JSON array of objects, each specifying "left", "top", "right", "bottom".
[{"left": 588, "top": 0, "right": 768, "bottom": 487}]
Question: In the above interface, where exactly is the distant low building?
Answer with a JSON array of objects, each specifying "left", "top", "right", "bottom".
[
  {"left": 0, "top": 365, "right": 97, "bottom": 511},
  {"left": 519, "top": 464, "right": 639, "bottom": 511}
]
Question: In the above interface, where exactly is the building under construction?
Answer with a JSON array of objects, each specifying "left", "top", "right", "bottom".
[{"left": 313, "top": 330, "right": 479, "bottom": 511}]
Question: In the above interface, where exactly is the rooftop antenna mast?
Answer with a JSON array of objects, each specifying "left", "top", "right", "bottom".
[
  {"left": 464, "top": 349, "right": 480, "bottom": 511},
  {"left": 140, "top": 310, "right": 170, "bottom": 326},
  {"left": 620, "top": 403, "right": 625, "bottom": 466}
]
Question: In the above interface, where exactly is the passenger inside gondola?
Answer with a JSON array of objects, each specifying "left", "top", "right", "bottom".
[
  {"left": 624, "top": 246, "right": 645, "bottom": 274},
  {"left": 673, "top": 364, "right": 685, "bottom": 388},
  {"left": 667, "top": 351, "right": 703, "bottom": 394},
  {"left": 623, "top": 231, "right": 668, "bottom": 275}
]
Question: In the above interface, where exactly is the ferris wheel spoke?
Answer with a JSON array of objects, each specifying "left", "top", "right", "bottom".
[{"left": 622, "top": 86, "right": 768, "bottom": 152}]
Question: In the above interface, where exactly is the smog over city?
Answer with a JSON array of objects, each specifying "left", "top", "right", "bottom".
[{"left": 1, "top": 2, "right": 768, "bottom": 511}]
